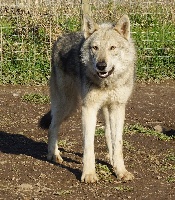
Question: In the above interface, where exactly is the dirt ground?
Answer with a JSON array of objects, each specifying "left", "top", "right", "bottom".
[{"left": 0, "top": 81, "right": 175, "bottom": 200}]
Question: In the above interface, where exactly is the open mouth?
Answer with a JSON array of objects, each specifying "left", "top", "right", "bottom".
[{"left": 97, "top": 67, "right": 114, "bottom": 78}]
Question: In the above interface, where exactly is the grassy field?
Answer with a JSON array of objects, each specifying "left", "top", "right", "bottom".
[{"left": 0, "top": 1, "right": 174, "bottom": 85}]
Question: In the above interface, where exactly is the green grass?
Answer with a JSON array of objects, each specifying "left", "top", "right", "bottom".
[
  {"left": 53, "top": 190, "right": 72, "bottom": 196},
  {"left": 124, "top": 123, "right": 174, "bottom": 141},
  {"left": 159, "top": 151, "right": 175, "bottom": 182},
  {"left": 115, "top": 185, "right": 134, "bottom": 192},
  {"left": 165, "top": 153, "right": 175, "bottom": 162},
  {"left": 58, "top": 140, "right": 67, "bottom": 148},
  {"left": 96, "top": 163, "right": 113, "bottom": 182},
  {"left": 0, "top": 16, "right": 50, "bottom": 85},
  {"left": 21, "top": 93, "right": 50, "bottom": 104},
  {"left": 167, "top": 176, "right": 175, "bottom": 183},
  {"left": 95, "top": 123, "right": 174, "bottom": 141},
  {"left": 130, "top": 10, "right": 175, "bottom": 81},
  {"left": 95, "top": 127, "right": 105, "bottom": 136},
  {"left": 0, "top": 3, "right": 174, "bottom": 85}
]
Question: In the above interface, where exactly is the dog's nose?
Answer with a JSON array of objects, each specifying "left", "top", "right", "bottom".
[{"left": 96, "top": 62, "right": 107, "bottom": 71}]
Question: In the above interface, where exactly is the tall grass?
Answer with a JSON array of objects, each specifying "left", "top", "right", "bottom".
[{"left": 0, "top": 2, "right": 174, "bottom": 85}]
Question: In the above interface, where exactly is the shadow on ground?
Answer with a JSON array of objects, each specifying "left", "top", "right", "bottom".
[
  {"left": 163, "top": 129, "right": 175, "bottom": 137},
  {"left": 0, "top": 131, "right": 82, "bottom": 180},
  {"left": 0, "top": 131, "right": 47, "bottom": 160}
]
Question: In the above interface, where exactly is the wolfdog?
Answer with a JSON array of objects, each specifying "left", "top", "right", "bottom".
[{"left": 41, "top": 15, "right": 136, "bottom": 183}]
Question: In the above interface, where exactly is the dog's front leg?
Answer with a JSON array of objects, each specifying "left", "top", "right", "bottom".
[
  {"left": 103, "top": 106, "right": 113, "bottom": 165},
  {"left": 81, "top": 105, "right": 98, "bottom": 183},
  {"left": 110, "top": 103, "right": 134, "bottom": 181}
]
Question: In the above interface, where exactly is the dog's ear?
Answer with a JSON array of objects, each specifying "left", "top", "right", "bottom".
[
  {"left": 83, "top": 15, "right": 99, "bottom": 39},
  {"left": 114, "top": 15, "right": 130, "bottom": 40}
]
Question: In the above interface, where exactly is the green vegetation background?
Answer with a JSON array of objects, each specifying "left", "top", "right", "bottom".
[{"left": 0, "top": 3, "right": 174, "bottom": 85}]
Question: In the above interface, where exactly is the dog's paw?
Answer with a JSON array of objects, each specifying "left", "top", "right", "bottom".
[
  {"left": 115, "top": 169, "right": 134, "bottom": 181},
  {"left": 114, "top": 168, "right": 134, "bottom": 181},
  {"left": 47, "top": 153, "right": 63, "bottom": 164},
  {"left": 81, "top": 173, "right": 98, "bottom": 183}
]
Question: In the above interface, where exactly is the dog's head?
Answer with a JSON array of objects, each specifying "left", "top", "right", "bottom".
[{"left": 81, "top": 15, "right": 135, "bottom": 80}]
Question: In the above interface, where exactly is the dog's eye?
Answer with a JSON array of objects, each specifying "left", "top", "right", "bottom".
[
  {"left": 92, "top": 46, "right": 98, "bottom": 51},
  {"left": 110, "top": 46, "right": 116, "bottom": 50}
]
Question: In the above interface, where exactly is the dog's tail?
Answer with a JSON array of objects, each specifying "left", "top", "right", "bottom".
[{"left": 39, "top": 111, "right": 52, "bottom": 130}]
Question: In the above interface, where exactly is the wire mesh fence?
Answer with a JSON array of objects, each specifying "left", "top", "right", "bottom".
[{"left": 0, "top": 0, "right": 174, "bottom": 84}]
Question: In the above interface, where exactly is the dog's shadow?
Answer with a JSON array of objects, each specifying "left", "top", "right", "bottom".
[
  {"left": 163, "top": 129, "right": 175, "bottom": 137},
  {"left": 0, "top": 131, "right": 82, "bottom": 181}
]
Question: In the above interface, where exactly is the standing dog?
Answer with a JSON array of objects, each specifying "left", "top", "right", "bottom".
[{"left": 42, "top": 15, "right": 136, "bottom": 183}]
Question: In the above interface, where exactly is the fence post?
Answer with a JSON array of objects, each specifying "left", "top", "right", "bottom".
[{"left": 81, "top": 0, "right": 90, "bottom": 30}]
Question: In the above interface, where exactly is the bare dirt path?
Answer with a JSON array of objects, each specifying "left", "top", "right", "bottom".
[{"left": 0, "top": 81, "right": 175, "bottom": 200}]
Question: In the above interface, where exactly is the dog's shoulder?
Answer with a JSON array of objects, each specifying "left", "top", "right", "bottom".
[
  {"left": 53, "top": 32, "right": 85, "bottom": 57},
  {"left": 51, "top": 32, "right": 85, "bottom": 76}
]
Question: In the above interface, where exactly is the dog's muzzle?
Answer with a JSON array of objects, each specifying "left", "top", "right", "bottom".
[{"left": 96, "top": 62, "right": 114, "bottom": 78}]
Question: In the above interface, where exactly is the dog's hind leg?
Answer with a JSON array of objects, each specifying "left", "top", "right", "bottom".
[
  {"left": 47, "top": 95, "right": 78, "bottom": 163},
  {"left": 47, "top": 73, "right": 79, "bottom": 163},
  {"left": 47, "top": 108, "right": 64, "bottom": 163}
]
